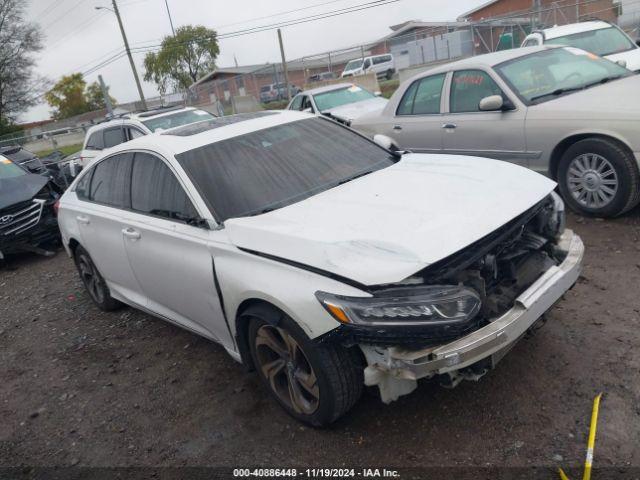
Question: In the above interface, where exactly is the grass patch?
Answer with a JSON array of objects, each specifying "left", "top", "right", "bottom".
[
  {"left": 379, "top": 79, "right": 399, "bottom": 99},
  {"left": 34, "top": 143, "right": 83, "bottom": 158}
]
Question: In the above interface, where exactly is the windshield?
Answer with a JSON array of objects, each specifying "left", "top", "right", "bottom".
[
  {"left": 142, "top": 109, "right": 214, "bottom": 132},
  {"left": 0, "top": 156, "right": 26, "bottom": 179},
  {"left": 546, "top": 26, "right": 635, "bottom": 57},
  {"left": 344, "top": 59, "right": 363, "bottom": 71},
  {"left": 495, "top": 47, "right": 631, "bottom": 104},
  {"left": 175, "top": 118, "right": 396, "bottom": 222},
  {"left": 313, "top": 85, "right": 377, "bottom": 111}
]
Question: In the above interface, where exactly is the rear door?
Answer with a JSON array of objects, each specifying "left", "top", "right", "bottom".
[
  {"left": 73, "top": 152, "right": 146, "bottom": 305},
  {"left": 384, "top": 72, "right": 447, "bottom": 153},
  {"left": 440, "top": 68, "right": 528, "bottom": 167},
  {"left": 119, "top": 152, "right": 230, "bottom": 343}
]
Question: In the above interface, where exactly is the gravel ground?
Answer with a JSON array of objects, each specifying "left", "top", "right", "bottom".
[{"left": 1, "top": 211, "right": 639, "bottom": 476}]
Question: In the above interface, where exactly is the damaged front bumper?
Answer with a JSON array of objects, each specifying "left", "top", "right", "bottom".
[{"left": 362, "top": 229, "right": 584, "bottom": 403}]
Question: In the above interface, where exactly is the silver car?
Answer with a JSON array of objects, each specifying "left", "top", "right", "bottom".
[{"left": 353, "top": 45, "right": 640, "bottom": 217}]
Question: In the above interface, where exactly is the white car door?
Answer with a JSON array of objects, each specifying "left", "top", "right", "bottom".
[
  {"left": 118, "top": 151, "right": 232, "bottom": 345},
  {"left": 73, "top": 152, "right": 146, "bottom": 305}
]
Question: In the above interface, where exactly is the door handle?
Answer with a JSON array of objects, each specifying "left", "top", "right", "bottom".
[
  {"left": 442, "top": 123, "right": 457, "bottom": 129},
  {"left": 392, "top": 125, "right": 403, "bottom": 131},
  {"left": 76, "top": 215, "right": 90, "bottom": 225},
  {"left": 122, "top": 228, "right": 141, "bottom": 240}
]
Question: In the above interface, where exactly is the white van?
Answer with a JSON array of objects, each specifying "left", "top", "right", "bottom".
[{"left": 341, "top": 54, "right": 395, "bottom": 79}]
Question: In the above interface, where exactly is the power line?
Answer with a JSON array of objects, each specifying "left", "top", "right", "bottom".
[
  {"left": 40, "top": 0, "right": 88, "bottom": 31},
  {"left": 33, "top": 0, "right": 70, "bottom": 22}
]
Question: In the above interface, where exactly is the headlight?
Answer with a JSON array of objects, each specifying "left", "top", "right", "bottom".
[{"left": 316, "top": 286, "right": 481, "bottom": 326}]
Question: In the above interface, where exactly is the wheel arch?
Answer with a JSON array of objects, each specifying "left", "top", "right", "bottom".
[{"left": 549, "top": 133, "right": 636, "bottom": 181}]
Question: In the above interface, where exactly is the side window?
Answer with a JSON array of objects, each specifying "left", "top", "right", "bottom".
[
  {"left": 130, "top": 152, "right": 199, "bottom": 222},
  {"left": 363, "top": 59, "right": 371, "bottom": 69},
  {"left": 397, "top": 74, "right": 445, "bottom": 115},
  {"left": 450, "top": 70, "right": 503, "bottom": 113},
  {"left": 290, "top": 95, "right": 303, "bottom": 111},
  {"left": 128, "top": 127, "right": 145, "bottom": 140},
  {"left": 85, "top": 131, "right": 104, "bottom": 150},
  {"left": 75, "top": 170, "right": 93, "bottom": 201},
  {"left": 88, "top": 153, "right": 132, "bottom": 208},
  {"left": 103, "top": 127, "right": 125, "bottom": 148}
]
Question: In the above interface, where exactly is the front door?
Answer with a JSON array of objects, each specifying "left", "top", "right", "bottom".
[
  {"left": 120, "top": 152, "right": 231, "bottom": 345},
  {"left": 441, "top": 69, "right": 528, "bottom": 167},
  {"left": 385, "top": 72, "right": 447, "bottom": 153}
]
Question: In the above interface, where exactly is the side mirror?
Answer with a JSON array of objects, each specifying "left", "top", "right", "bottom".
[
  {"left": 479, "top": 95, "right": 504, "bottom": 111},
  {"left": 373, "top": 134, "right": 397, "bottom": 151},
  {"left": 616, "top": 59, "right": 628, "bottom": 68}
]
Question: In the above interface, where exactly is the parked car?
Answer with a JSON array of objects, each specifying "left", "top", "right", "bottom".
[
  {"left": 0, "top": 145, "right": 71, "bottom": 191},
  {"left": 522, "top": 20, "right": 640, "bottom": 71},
  {"left": 260, "top": 83, "right": 301, "bottom": 103},
  {"left": 287, "top": 83, "right": 388, "bottom": 126},
  {"left": 307, "top": 71, "right": 338, "bottom": 83},
  {"left": 341, "top": 54, "right": 395, "bottom": 79},
  {"left": 58, "top": 111, "right": 583, "bottom": 426},
  {"left": 0, "top": 155, "right": 60, "bottom": 259},
  {"left": 353, "top": 45, "right": 640, "bottom": 217},
  {"left": 78, "top": 106, "right": 215, "bottom": 168}
]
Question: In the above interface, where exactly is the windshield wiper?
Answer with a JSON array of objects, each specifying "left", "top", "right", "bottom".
[
  {"left": 582, "top": 75, "right": 623, "bottom": 89},
  {"left": 530, "top": 86, "right": 584, "bottom": 103},
  {"left": 337, "top": 170, "right": 375, "bottom": 186}
]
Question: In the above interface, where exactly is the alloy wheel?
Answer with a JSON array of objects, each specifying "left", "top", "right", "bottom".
[
  {"left": 567, "top": 153, "right": 618, "bottom": 209},
  {"left": 254, "top": 324, "right": 320, "bottom": 415},
  {"left": 78, "top": 254, "right": 105, "bottom": 304}
]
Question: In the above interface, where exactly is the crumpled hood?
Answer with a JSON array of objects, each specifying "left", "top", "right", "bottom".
[
  {"left": 0, "top": 174, "right": 48, "bottom": 210},
  {"left": 323, "top": 97, "right": 388, "bottom": 122},
  {"left": 226, "top": 154, "right": 556, "bottom": 286}
]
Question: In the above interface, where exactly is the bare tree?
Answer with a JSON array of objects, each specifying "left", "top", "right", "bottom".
[{"left": 0, "top": 0, "right": 46, "bottom": 131}]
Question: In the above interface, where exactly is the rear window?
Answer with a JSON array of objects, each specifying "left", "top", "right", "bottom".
[
  {"left": 175, "top": 118, "right": 396, "bottom": 222},
  {"left": 142, "top": 109, "right": 214, "bottom": 132}
]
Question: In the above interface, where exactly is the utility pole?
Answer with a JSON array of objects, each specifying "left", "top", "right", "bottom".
[
  {"left": 111, "top": 0, "right": 147, "bottom": 110},
  {"left": 277, "top": 29, "right": 291, "bottom": 102},
  {"left": 164, "top": 0, "right": 176, "bottom": 35},
  {"left": 98, "top": 75, "right": 114, "bottom": 117}
]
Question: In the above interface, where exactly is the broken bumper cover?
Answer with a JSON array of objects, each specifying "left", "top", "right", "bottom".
[{"left": 363, "top": 229, "right": 584, "bottom": 400}]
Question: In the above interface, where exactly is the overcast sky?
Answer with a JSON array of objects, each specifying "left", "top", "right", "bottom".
[{"left": 23, "top": 0, "right": 485, "bottom": 122}]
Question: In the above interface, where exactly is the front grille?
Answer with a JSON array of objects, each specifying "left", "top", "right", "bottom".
[{"left": 0, "top": 200, "right": 45, "bottom": 237}]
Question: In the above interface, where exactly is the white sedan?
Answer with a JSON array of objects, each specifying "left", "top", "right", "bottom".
[{"left": 57, "top": 111, "right": 583, "bottom": 426}]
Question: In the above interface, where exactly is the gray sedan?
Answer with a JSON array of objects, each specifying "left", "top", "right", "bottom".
[{"left": 353, "top": 45, "right": 640, "bottom": 217}]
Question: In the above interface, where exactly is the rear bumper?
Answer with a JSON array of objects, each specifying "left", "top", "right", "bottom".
[{"left": 362, "top": 229, "right": 584, "bottom": 401}]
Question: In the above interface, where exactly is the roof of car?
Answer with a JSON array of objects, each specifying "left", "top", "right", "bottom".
[
  {"left": 104, "top": 110, "right": 315, "bottom": 157},
  {"left": 409, "top": 45, "right": 558, "bottom": 78},
  {"left": 300, "top": 82, "right": 364, "bottom": 96},
  {"left": 539, "top": 20, "right": 611, "bottom": 39},
  {"left": 84, "top": 106, "right": 199, "bottom": 135}
]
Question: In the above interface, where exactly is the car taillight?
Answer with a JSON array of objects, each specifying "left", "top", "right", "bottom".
[{"left": 53, "top": 200, "right": 60, "bottom": 216}]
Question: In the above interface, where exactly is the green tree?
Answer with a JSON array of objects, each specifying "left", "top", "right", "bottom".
[
  {"left": 86, "top": 81, "right": 117, "bottom": 111},
  {"left": 144, "top": 25, "right": 219, "bottom": 94},
  {"left": 0, "top": 0, "right": 46, "bottom": 134},
  {"left": 45, "top": 74, "right": 117, "bottom": 120}
]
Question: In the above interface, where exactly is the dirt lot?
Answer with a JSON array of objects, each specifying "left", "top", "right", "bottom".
[{"left": 1, "top": 211, "right": 639, "bottom": 477}]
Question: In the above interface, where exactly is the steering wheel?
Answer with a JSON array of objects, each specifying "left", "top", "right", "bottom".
[{"left": 560, "top": 71, "right": 584, "bottom": 85}]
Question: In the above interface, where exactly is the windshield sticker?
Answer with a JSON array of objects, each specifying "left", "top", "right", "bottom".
[
  {"left": 564, "top": 47, "right": 598, "bottom": 59},
  {"left": 348, "top": 85, "right": 362, "bottom": 92}
]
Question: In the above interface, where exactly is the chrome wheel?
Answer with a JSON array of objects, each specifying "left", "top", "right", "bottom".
[
  {"left": 78, "top": 254, "right": 105, "bottom": 304},
  {"left": 567, "top": 153, "right": 618, "bottom": 209},
  {"left": 254, "top": 325, "right": 320, "bottom": 415}
]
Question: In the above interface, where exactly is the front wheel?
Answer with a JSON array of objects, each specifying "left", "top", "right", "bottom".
[
  {"left": 557, "top": 138, "right": 640, "bottom": 217},
  {"left": 248, "top": 312, "right": 363, "bottom": 427}
]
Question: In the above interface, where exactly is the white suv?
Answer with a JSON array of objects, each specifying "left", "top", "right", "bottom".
[
  {"left": 341, "top": 54, "right": 395, "bottom": 79},
  {"left": 522, "top": 20, "right": 640, "bottom": 71},
  {"left": 77, "top": 106, "right": 214, "bottom": 168},
  {"left": 57, "top": 111, "right": 583, "bottom": 426}
]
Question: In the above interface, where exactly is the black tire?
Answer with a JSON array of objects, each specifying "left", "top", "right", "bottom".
[
  {"left": 557, "top": 138, "right": 640, "bottom": 217},
  {"left": 73, "top": 245, "right": 122, "bottom": 311},
  {"left": 385, "top": 69, "right": 393, "bottom": 80},
  {"left": 248, "top": 310, "right": 363, "bottom": 427}
]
